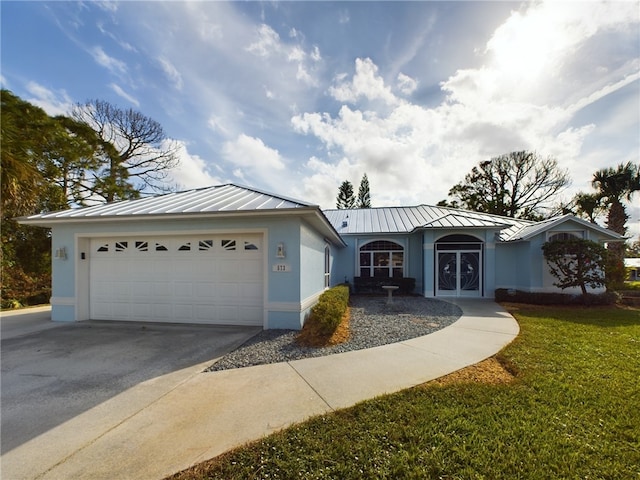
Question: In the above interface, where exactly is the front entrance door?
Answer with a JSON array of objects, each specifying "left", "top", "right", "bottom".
[{"left": 437, "top": 250, "right": 481, "bottom": 297}]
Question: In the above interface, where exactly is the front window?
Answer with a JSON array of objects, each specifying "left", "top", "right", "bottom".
[{"left": 359, "top": 240, "right": 404, "bottom": 278}]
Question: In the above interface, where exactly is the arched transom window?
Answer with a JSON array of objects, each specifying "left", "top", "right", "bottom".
[
  {"left": 359, "top": 240, "right": 404, "bottom": 278},
  {"left": 548, "top": 232, "right": 584, "bottom": 242}
]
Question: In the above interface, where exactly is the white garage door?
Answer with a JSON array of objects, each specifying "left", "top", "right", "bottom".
[{"left": 89, "top": 234, "right": 263, "bottom": 325}]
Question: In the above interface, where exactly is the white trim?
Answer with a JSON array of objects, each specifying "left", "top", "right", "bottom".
[
  {"left": 267, "top": 290, "right": 323, "bottom": 313},
  {"left": 74, "top": 228, "right": 268, "bottom": 239}
]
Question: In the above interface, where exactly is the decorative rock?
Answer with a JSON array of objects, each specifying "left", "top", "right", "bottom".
[{"left": 207, "top": 296, "right": 462, "bottom": 372}]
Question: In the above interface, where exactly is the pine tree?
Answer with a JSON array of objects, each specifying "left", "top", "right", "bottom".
[
  {"left": 336, "top": 181, "right": 355, "bottom": 209},
  {"left": 357, "top": 173, "right": 372, "bottom": 208}
]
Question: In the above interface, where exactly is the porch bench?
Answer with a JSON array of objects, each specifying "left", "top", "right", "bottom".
[{"left": 353, "top": 276, "right": 415, "bottom": 295}]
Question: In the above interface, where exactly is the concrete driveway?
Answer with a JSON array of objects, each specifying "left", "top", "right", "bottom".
[{"left": 0, "top": 308, "right": 261, "bottom": 467}]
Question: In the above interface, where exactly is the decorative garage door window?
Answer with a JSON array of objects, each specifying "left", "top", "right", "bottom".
[
  {"left": 359, "top": 240, "right": 404, "bottom": 278},
  {"left": 94, "top": 236, "right": 262, "bottom": 255}
]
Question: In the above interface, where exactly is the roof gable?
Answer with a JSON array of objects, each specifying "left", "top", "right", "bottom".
[{"left": 506, "top": 214, "right": 623, "bottom": 242}]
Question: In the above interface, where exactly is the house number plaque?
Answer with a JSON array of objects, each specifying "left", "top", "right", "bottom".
[{"left": 272, "top": 264, "right": 291, "bottom": 272}]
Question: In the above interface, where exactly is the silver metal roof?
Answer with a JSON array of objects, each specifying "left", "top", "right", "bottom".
[
  {"left": 20, "top": 184, "right": 313, "bottom": 221},
  {"left": 506, "top": 214, "right": 623, "bottom": 241},
  {"left": 323, "top": 206, "right": 534, "bottom": 241},
  {"left": 323, "top": 206, "right": 623, "bottom": 242},
  {"left": 18, "top": 183, "right": 621, "bottom": 245}
]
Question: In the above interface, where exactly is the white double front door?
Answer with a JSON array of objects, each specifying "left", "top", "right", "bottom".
[{"left": 436, "top": 250, "right": 482, "bottom": 297}]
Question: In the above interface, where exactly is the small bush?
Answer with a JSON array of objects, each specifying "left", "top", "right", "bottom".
[
  {"left": 495, "top": 288, "right": 618, "bottom": 306},
  {"left": 308, "top": 285, "right": 349, "bottom": 335}
]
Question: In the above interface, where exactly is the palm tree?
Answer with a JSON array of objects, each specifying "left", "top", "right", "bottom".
[{"left": 592, "top": 162, "right": 640, "bottom": 288}]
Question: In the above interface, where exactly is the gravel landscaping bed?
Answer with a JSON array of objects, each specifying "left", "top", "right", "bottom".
[{"left": 207, "top": 296, "right": 462, "bottom": 372}]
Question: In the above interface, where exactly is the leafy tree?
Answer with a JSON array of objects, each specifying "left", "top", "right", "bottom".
[
  {"left": 0, "top": 90, "right": 73, "bottom": 306},
  {"left": 336, "top": 180, "right": 356, "bottom": 209},
  {"left": 592, "top": 162, "right": 640, "bottom": 288},
  {"left": 542, "top": 238, "right": 608, "bottom": 302},
  {"left": 71, "top": 99, "right": 179, "bottom": 202},
  {"left": 356, "top": 173, "right": 372, "bottom": 208},
  {"left": 441, "top": 151, "right": 570, "bottom": 220}
]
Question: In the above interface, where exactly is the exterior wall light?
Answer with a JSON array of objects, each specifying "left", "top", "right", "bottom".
[
  {"left": 54, "top": 247, "right": 67, "bottom": 260},
  {"left": 276, "top": 242, "right": 286, "bottom": 258}
]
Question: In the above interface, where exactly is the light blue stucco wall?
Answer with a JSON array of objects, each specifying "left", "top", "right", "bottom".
[
  {"left": 48, "top": 215, "right": 331, "bottom": 329},
  {"left": 495, "top": 242, "right": 531, "bottom": 291}
]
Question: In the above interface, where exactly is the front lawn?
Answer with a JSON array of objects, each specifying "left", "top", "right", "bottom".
[{"left": 171, "top": 304, "right": 640, "bottom": 479}]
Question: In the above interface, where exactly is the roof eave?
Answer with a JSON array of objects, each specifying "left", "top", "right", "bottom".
[{"left": 17, "top": 207, "right": 348, "bottom": 247}]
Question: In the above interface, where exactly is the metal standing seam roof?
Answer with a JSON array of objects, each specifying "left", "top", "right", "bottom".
[
  {"left": 19, "top": 184, "right": 314, "bottom": 221},
  {"left": 18, "top": 184, "right": 621, "bottom": 244},
  {"left": 323, "top": 205, "right": 534, "bottom": 241},
  {"left": 505, "top": 214, "right": 624, "bottom": 241}
]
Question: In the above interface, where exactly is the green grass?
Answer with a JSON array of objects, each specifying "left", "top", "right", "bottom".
[{"left": 171, "top": 305, "right": 640, "bottom": 480}]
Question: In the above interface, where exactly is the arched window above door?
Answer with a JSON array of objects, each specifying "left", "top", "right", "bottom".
[{"left": 435, "top": 234, "right": 483, "bottom": 251}]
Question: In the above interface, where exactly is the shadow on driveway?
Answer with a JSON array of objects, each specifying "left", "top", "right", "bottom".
[{"left": 1, "top": 319, "right": 260, "bottom": 454}]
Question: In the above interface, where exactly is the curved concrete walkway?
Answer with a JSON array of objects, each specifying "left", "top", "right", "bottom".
[{"left": 1, "top": 299, "right": 518, "bottom": 480}]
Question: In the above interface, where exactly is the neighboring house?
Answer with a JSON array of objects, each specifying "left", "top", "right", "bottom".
[
  {"left": 625, "top": 258, "right": 640, "bottom": 281},
  {"left": 19, "top": 183, "right": 622, "bottom": 330}
]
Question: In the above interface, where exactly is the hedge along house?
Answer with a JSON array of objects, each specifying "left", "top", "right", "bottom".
[{"left": 20, "top": 183, "right": 622, "bottom": 329}]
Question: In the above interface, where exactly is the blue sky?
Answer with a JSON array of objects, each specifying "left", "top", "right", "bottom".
[{"left": 2, "top": 1, "right": 639, "bottom": 236}]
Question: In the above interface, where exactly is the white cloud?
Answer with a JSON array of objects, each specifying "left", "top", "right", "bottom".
[
  {"left": 328, "top": 58, "right": 398, "bottom": 106},
  {"left": 445, "top": 1, "right": 640, "bottom": 109},
  {"left": 90, "top": 45, "right": 127, "bottom": 75},
  {"left": 109, "top": 83, "right": 139, "bottom": 107},
  {"left": 397, "top": 73, "right": 418, "bottom": 95},
  {"left": 223, "top": 134, "right": 285, "bottom": 170},
  {"left": 24, "top": 82, "right": 73, "bottom": 115},
  {"left": 310, "top": 45, "right": 321, "bottom": 62},
  {"left": 167, "top": 140, "right": 221, "bottom": 189},
  {"left": 246, "top": 24, "right": 281, "bottom": 57},
  {"left": 244, "top": 22, "right": 321, "bottom": 87},
  {"left": 158, "top": 57, "right": 183, "bottom": 91},
  {"left": 222, "top": 134, "right": 286, "bottom": 188}
]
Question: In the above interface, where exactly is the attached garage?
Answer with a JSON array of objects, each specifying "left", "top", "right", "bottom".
[
  {"left": 89, "top": 234, "right": 264, "bottom": 325},
  {"left": 17, "top": 184, "right": 347, "bottom": 329}
]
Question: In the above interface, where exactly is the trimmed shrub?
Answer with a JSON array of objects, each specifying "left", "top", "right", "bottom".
[
  {"left": 309, "top": 285, "right": 350, "bottom": 335},
  {"left": 495, "top": 288, "right": 618, "bottom": 306}
]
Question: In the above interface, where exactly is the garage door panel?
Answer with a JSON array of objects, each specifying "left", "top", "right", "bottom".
[
  {"left": 239, "top": 306, "right": 262, "bottom": 324},
  {"left": 90, "top": 235, "right": 264, "bottom": 325},
  {"left": 131, "top": 304, "right": 152, "bottom": 319},
  {"left": 240, "top": 284, "right": 263, "bottom": 304}
]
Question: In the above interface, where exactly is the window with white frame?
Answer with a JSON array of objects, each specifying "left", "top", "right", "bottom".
[
  {"left": 324, "top": 245, "right": 331, "bottom": 288},
  {"left": 359, "top": 240, "right": 404, "bottom": 278}
]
